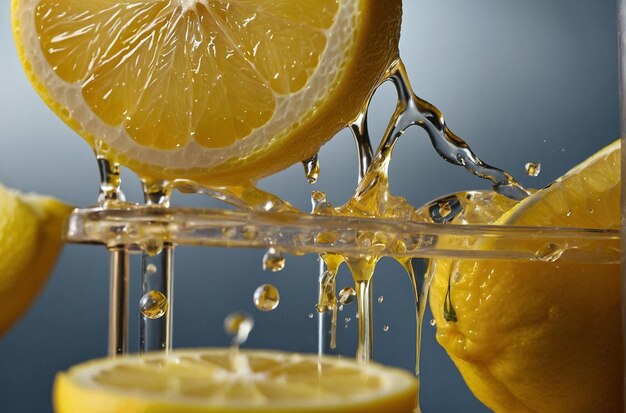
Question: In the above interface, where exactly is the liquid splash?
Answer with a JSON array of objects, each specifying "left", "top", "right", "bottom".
[{"left": 99, "top": 56, "right": 531, "bottom": 404}]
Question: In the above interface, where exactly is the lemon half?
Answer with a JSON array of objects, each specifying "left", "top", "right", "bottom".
[
  {"left": 430, "top": 140, "right": 622, "bottom": 412},
  {"left": 54, "top": 348, "right": 419, "bottom": 413},
  {"left": 12, "top": 0, "right": 402, "bottom": 185}
]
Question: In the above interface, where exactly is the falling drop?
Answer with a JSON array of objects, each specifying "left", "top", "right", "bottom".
[
  {"left": 524, "top": 162, "right": 541, "bottom": 177},
  {"left": 308, "top": 313, "right": 314, "bottom": 319},
  {"left": 338, "top": 286, "right": 357, "bottom": 306},
  {"left": 377, "top": 295, "right": 384, "bottom": 304},
  {"left": 430, "top": 319, "right": 437, "bottom": 327},
  {"left": 139, "top": 290, "right": 168, "bottom": 319},
  {"left": 263, "top": 247, "right": 285, "bottom": 272},
  {"left": 224, "top": 312, "right": 254, "bottom": 346},
  {"left": 146, "top": 263, "right": 157, "bottom": 273},
  {"left": 302, "top": 154, "right": 320, "bottom": 184},
  {"left": 383, "top": 325, "right": 390, "bottom": 332},
  {"left": 253, "top": 284, "right": 280, "bottom": 312}
]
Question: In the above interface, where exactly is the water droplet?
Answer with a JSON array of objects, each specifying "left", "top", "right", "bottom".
[
  {"left": 377, "top": 296, "right": 384, "bottom": 304},
  {"left": 338, "top": 286, "right": 356, "bottom": 305},
  {"left": 262, "top": 247, "right": 285, "bottom": 272},
  {"left": 146, "top": 263, "right": 157, "bottom": 273},
  {"left": 224, "top": 312, "right": 254, "bottom": 346},
  {"left": 308, "top": 313, "right": 314, "bottom": 319},
  {"left": 141, "top": 239, "right": 164, "bottom": 256},
  {"left": 524, "top": 162, "right": 541, "bottom": 177},
  {"left": 430, "top": 319, "right": 437, "bottom": 326},
  {"left": 253, "top": 284, "right": 280, "bottom": 312},
  {"left": 311, "top": 190, "right": 327, "bottom": 210},
  {"left": 302, "top": 154, "right": 320, "bottom": 184},
  {"left": 383, "top": 325, "right": 390, "bottom": 332},
  {"left": 139, "top": 290, "right": 168, "bottom": 319},
  {"left": 534, "top": 243, "right": 565, "bottom": 262},
  {"left": 338, "top": 304, "right": 344, "bottom": 311}
]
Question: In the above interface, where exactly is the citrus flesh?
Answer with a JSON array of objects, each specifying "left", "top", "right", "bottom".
[
  {"left": 429, "top": 140, "right": 622, "bottom": 412},
  {"left": 12, "top": 0, "right": 402, "bottom": 185},
  {"left": 53, "top": 348, "right": 419, "bottom": 413},
  {"left": 0, "top": 183, "right": 73, "bottom": 335}
]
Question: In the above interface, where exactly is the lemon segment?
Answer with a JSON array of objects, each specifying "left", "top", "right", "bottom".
[
  {"left": 429, "top": 140, "right": 622, "bottom": 413},
  {"left": 0, "top": 183, "right": 73, "bottom": 336},
  {"left": 54, "top": 349, "right": 419, "bottom": 413},
  {"left": 13, "top": 0, "right": 402, "bottom": 185}
]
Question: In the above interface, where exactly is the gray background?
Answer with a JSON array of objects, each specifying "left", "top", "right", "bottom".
[{"left": 0, "top": 1, "right": 619, "bottom": 412}]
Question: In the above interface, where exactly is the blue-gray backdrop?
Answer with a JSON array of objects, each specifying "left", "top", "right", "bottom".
[{"left": 0, "top": 1, "right": 619, "bottom": 412}]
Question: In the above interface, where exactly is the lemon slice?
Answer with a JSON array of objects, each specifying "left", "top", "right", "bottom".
[
  {"left": 12, "top": 0, "right": 402, "bottom": 185},
  {"left": 0, "top": 183, "right": 73, "bottom": 335},
  {"left": 54, "top": 349, "right": 419, "bottom": 413},
  {"left": 429, "top": 140, "right": 621, "bottom": 412}
]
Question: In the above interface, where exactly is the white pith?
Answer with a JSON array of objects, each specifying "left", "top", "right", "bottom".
[{"left": 16, "top": 0, "right": 360, "bottom": 174}]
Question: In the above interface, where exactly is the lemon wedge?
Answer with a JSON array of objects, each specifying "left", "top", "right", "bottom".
[{"left": 0, "top": 183, "right": 73, "bottom": 335}]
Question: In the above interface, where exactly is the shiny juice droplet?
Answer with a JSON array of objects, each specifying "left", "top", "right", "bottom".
[
  {"left": 308, "top": 313, "right": 314, "bottom": 319},
  {"left": 224, "top": 312, "right": 254, "bottom": 346},
  {"left": 525, "top": 162, "right": 541, "bottom": 177},
  {"left": 383, "top": 325, "right": 390, "bottom": 332},
  {"left": 534, "top": 243, "right": 565, "bottom": 262},
  {"left": 310, "top": 190, "right": 327, "bottom": 212},
  {"left": 302, "top": 154, "right": 320, "bottom": 184},
  {"left": 139, "top": 290, "right": 168, "bottom": 319},
  {"left": 262, "top": 247, "right": 285, "bottom": 272},
  {"left": 142, "top": 238, "right": 164, "bottom": 256},
  {"left": 253, "top": 284, "right": 280, "bottom": 312},
  {"left": 338, "top": 286, "right": 356, "bottom": 305}
]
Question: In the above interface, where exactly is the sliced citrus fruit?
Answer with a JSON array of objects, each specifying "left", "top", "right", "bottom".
[
  {"left": 0, "top": 183, "right": 73, "bottom": 335},
  {"left": 12, "top": 0, "right": 402, "bottom": 185},
  {"left": 430, "top": 140, "right": 621, "bottom": 412},
  {"left": 54, "top": 348, "right": 419, "bottom": 413}
]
